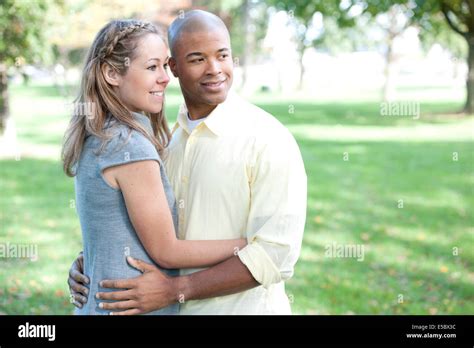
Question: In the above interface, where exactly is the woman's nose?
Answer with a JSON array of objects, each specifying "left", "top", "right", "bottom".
[{"left": 158, "top": 69, "right": 170, "bottom": 86}]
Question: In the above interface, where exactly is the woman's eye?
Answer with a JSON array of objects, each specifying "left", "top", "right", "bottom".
[
  {"left": 147, "top": 65, "right": 157, "bottom": 71},
  {"left": 164, "top": 63, "right": 169, "bottom": 70}
]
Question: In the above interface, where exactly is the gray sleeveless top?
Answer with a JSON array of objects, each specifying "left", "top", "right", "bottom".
[{"left": 74, "top": 112, "right": 179, "bottom": 315}]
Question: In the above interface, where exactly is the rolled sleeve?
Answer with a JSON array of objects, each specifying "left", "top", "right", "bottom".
[
  {"left": 238, "top": 241, "right": 282, "bottom": 288},
  {"left": 238, "top": 128, "right": 307, "bottom": 289}
]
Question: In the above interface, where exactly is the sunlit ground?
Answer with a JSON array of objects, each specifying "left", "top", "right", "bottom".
[{"left": 0, "top": 82, "right": 473, "bottom": 314}]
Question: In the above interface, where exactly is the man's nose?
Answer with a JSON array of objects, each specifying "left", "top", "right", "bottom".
[{"left": 206, "top": 59, "right": 221, "bottom": 75}]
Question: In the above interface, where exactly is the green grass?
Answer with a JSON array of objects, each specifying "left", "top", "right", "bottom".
[{"left": 0, "top": 82, "right": 473, "bottom": 315}]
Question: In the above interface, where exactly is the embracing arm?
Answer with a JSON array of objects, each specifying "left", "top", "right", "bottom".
[
  {"left": 104, "top": 160, "right": 246, "bottom": 269},
  {"left": 173, "top": 255, "right": 258, "bottom": 301}
]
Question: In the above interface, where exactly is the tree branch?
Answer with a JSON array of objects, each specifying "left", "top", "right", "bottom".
[
  {"left": 466, "top": 0, "right": 474, "bottom": 31},
  {"left": 441, "top": 2, "right": 469, "bottom": 38}
]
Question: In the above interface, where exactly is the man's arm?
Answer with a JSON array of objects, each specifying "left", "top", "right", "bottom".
[
  {"left": 97, "top": 255, "right": 258, "bottom": 315},
  {"left": 176, "top": 255, "right": 258, "bottom": 300},
  {"left": 98, "top": 126, "right": 307, "bottom": 314}
]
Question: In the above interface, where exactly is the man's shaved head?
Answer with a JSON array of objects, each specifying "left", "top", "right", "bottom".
[
  {"left": 168, "top": 10, "right": 230, "bottom": 57},
  {"left": 167, "top": 10, "right": 233, "bottom": 118}
]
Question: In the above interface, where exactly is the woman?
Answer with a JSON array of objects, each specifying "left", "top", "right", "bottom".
[{"left": 62, "top": 19, "right": 246, "bottom": 315}]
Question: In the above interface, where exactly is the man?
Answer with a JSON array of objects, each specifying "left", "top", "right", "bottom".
[{"left": 68, "top": 9, "right": 307, "bottom": 314}]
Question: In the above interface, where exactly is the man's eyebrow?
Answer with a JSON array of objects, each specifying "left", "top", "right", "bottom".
[
  {"left": 185, "top": 52, "right": 203, "bottom": 59},
  {"left": 185, "top": 49, "right": 229, "bottom": 59}
]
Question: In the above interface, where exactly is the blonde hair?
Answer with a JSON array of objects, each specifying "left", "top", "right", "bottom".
[{"left": 62, "top": 19, "right": 171, "bottom": 177}]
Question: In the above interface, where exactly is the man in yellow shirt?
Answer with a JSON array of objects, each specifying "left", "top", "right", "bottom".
[{"left": 68, "top": 10, "right": 307, "bottom": 314}]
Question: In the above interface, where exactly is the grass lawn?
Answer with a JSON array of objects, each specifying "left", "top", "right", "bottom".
[{"left": 0, "top": 82, "right": 473, "bottom": 315}]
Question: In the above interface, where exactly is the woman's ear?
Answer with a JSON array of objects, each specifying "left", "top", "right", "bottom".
[
  {"left": 101, "top": 63, "right": 121, "bottom": 86},
  {"left": 168, "top": 57, "right": 178, "bottom": 78}
]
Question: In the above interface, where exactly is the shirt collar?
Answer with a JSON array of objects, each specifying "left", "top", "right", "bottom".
[{"left": 176, "top": 92, "right": 237, "bottom": 136}]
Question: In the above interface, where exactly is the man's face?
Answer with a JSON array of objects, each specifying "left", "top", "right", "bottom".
[{"left": 169, "top": 29, "right": 233, "bottom": 112}]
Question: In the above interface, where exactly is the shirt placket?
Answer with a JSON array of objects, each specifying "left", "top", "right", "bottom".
[{"left": 178, "top": 127, "right": 198, "bottom": 240}]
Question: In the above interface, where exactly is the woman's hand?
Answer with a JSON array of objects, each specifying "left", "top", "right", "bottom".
[
  {"left": 96, "top": 256, "right": 178, "bottom": 315},
  {"left": 67, "top": 252, "right": 90, "bottom": 308}
]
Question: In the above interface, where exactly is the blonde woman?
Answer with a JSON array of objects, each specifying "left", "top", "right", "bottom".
[{"left": 62, "top": 19, "right": 246, "bottom": 315}]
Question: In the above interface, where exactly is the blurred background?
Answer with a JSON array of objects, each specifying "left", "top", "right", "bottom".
[{"left": 0, "top": 0, "right": 472, "bottom": 315}]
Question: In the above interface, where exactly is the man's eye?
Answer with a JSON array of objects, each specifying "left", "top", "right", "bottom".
[
  {"left": 147, "top": 65, "right": 157, "bottom": 71},
  {"left": 221, "top": 54, "right": 228, "bottom": 59},
  {"left": 190, "top": 58, "right": 204, "bottom": 63}
]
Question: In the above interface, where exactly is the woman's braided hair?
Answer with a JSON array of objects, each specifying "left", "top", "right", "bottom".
[
  {"left": 62, "top": 19, "right": 171, "bottom": 177},
  {"left": 97, "top": 21, "right": 153, "bottom": 61}
]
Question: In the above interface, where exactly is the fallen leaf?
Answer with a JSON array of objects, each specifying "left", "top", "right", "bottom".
[
  {"left": 429, "top": 308, "right": 438, "bottom": 315},
  {"left": 397, "top": 255, "right": 406, "bottom": 262},
  {"left": 417, "top": 233, "right": 426, "bottom": 241},
  {"left": 440, "top": 266, "right": 449, "bottom": 273},
  {"left": 55, "top": 289, "right": 65, "bottom": 298},
  {"left": 28, "top": 280, "right": 41, "bottom": 290},
  {"left": 313, "top": 216, "right": 322, "bottom": 224},
  {"left": 45, "top": 219, "right": 57, "bottom": 228}
]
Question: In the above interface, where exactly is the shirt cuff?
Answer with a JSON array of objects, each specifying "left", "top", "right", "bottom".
[{"left": 237, "top": 242, "right": 282, "bottom": 289}]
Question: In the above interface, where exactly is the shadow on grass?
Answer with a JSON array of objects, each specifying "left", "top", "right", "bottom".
[
  {"left": 0, "top": 158, "right": 81, "bottom": 315},
  {"left": 255, "top": 101, "right": 467, "bottom": 127},
  {"left": 1, "top": 138, "right": 472, "bottom": 314},
  {"left": 288, "top": 140, "right": 473, "bottom": 314}
]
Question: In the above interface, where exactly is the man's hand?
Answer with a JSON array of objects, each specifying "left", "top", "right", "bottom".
[
  {"left": 67, "top": 252, "right": 90, "bottom": 308},
  {"left": 96, "top": 256, "right": 177, "bottom": 315}
]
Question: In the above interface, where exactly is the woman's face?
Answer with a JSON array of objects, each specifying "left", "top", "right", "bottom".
[{"left": 116, "top": 33, "right": 170, "bottom": 114}]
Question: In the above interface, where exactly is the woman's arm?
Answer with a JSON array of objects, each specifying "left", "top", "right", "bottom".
[{"left": 103, "top": 160, "right": 247, "bottom": 269}]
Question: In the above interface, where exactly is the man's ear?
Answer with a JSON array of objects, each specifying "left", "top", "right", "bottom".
[
  {"left": 101, "top": 63, "right": 121, "bottom": 86},
  {"left": 168, "top": 57, "right": 179, "bottom": 78}
]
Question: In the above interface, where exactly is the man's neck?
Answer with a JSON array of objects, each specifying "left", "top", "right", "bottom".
[{"left": 185, "top": 100, "right": 217, "bottom": 120}]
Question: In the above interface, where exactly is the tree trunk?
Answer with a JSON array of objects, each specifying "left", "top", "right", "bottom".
[
  {"left": 383, "top": 35, "right": 395, "bottom": 102},
  {"left": 0, "top": 62, "right": 9, "bottom": 135},
  {"left": 463, "top": 37, "right": 474, "bottom": 114},
  {"left": 239, "top": 0, "right": 250, "bottom": 90},
  {"left": 297, "top": 44, "right": 305, "bottom": 90}
]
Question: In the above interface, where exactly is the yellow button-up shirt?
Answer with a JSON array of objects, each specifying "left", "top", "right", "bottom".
[{"left": 163, "top": 92, "right": 307, "bottom": 314}]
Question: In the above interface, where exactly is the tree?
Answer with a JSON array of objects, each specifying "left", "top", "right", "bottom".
[
  {"left": 0, "top": 0, "right": 63, "bottom": 134},
  {"left": 227, "top": 0, "right": 267, "bottom": 89},
  {"left": 359, "top": 0, "right": 474, "bottom": 113},
  {"left": 414, "top": 0, "right": 474, "bottom": 113},
  {"left": 267, "top": 0, "right": 356, "bottom": 90},
  {"left": 317, "top": 4, "right": 410, "bottom": 101}
]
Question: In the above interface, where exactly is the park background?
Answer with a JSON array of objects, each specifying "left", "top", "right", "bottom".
[{"left": 0, "top": 0, "right": 472, "bottom": 315}]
